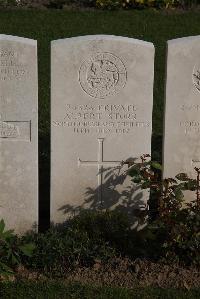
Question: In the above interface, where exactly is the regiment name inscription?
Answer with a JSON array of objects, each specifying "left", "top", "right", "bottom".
[{"left": 53, "top": 103, "right": 150, "bottom": 135}]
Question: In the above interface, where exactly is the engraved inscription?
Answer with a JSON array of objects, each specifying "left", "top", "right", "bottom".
[
  {"left": 52, "top": 103, "right": 151, "bottom": 135},
  {"left": 0, "top": 120, "right": 31, "bottom": 141},
  {"left": 0, "top": 49, "right": 27, "bottom": 81},
  {"left": 193, "top": 66, "right": 200, "bottom": 93},
  {"left": 180, "top": 121, "right": 200, "bottom": 134},
  {"left": 0, "top": 121, "right": 19, "bottom": 138},
  {"left": 179, "top": 104, "right": 200, "bottom": 134},
  {"left": 79, "top": 53, "right": 127, "bottom": 99},
  {"left": 180, "top": 104, "right": 200, "bottom": 111}
]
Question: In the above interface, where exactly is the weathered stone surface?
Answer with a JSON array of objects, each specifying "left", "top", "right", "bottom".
[
  {"left": 163, "top": 36, "right": 200, "bottom": 201},
  {"left": 0, "top": 35, "right": 38, "bottom": 234},
  {"left": 51, "top": 35, "right": 154, "bottom": 224}
]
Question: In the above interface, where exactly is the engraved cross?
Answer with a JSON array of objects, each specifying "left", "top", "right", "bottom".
[{"left": 78, "top": 138, "right": 121, "bottom": 204}]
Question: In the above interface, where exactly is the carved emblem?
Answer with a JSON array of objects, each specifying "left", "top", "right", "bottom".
[
  {"left": 79, "top": 52, "right": 127, "bottom": 99},
  {"left": 0, "top": 121, "right": 19, "bottom": 138},
  {"left": 193, "top": 66, "right": 200, "bottom": 92}
]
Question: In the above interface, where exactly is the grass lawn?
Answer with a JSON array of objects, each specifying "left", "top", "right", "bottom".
[
  {"left": 0, "top": 8, "right": 200, "bottom": 226},
  {"left": 0, "top": 281, "right": 199, "bottom": 299}
]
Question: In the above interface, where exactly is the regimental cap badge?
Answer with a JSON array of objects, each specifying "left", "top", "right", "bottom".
[{"left": 79, "top": 52, "right": 127, "bottom": 99}]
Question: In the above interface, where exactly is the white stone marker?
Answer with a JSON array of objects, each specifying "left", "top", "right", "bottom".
[
  {"left": 163, "top": 36, "right": 200, "bottom": 201},
  {"left": 0, "top": 35, "right": 38, "bottom": 234},
  {"left": 51, "top": 35, "right": 154, "bottom": 224}
]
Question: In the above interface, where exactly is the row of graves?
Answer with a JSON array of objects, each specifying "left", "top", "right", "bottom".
[{"left": 0, "top": 34, "right": 199, "bottom": 234}]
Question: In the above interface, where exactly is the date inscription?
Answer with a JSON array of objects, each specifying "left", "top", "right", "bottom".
[{"left": 53, "top": 103, "right": 151, "bottom": 135}]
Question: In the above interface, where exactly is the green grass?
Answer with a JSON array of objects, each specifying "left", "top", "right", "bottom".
[{"left": 0, "top": 281, "right": 199, "bottom": 299}]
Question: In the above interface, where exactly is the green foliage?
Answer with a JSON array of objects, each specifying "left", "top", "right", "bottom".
[
  {"left": 0, "top": 0, "right": 200, "bottom": 9},
  {"left": 23, "top": 0, "right": 96, "bottom": 9},
  {"left": 22, "top": 226, "right": 116, "bottom": 277},
  {"left": 0, "top": 152, "right": 199, "bottom": 278},
  {"left": 145, "top": 206, "right": 200, "bottom": 266},
  {"left": 0, "top": 0, "right": 18, "bottom": 7},
  {"left": 95, "top": 0, "right": 199, "bottom": 9},
  {"left": 69, "top": 210, "right": 157, "bottom": 259},
  {"left": 0, "top": 219, "right": 35, "bottom": 277},
  {"left": 127, "top": 154, "right": 197, "bottom": 215},
  {"left": 127, "top": 155, "right": 200, "bottom": 266},
  {"left": 47, "top": 0, "right": 67, "bottom": 9},
  {"left": 73, "top": 0, "right": 96, "bottom": 7},
  {"left": 69, "top": 210, "right": 131, "bottom": 249},
  {"left": 96, "top": 0, "right": 121, "bottom": 9},
  {"left": 0, "top": 156, "right": 199, "bottom": 278},
  {"left": 1, "top": 199, "right": 200, "bottom": 279},
  {"left": 20, "top": 210, "right": 161, "bottom": 277},
  {"left": 161, "top": 210, "right": 200, "bottom": 266}
]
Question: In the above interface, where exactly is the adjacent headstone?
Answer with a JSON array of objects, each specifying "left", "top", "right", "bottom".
[
  {"left": 0, "top": 35, "right": 38, "bottom": 234},
  {"left": 51, "top": 35, "right": 154, "bottom": 224},
  {"left": 163, "top": 36, "right": 200, "bottom": 201}
]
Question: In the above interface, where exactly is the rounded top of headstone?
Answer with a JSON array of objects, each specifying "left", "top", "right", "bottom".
[
  {"left": 0, "top": 35, "right": 37, "bottom": 45},
  {"left": 51, "top": 35, "right": 154, "bottom": 49},
  {"left": 168, "top": 35, "right": 200, "bottom": 46}
]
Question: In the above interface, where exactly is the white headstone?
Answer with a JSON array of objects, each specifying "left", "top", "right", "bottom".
[
  {"left": 0, "top": 35, "right": 38, "bottom": 234},
  {"left": 51, "top": 35, "right": 154, "bottom": 224},
  {"left": 163, "top": 36, "right": 200, "bottom": 201}
]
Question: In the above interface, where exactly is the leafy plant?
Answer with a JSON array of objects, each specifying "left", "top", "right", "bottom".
[
  {"left": 0, "top": 219, "right": 35, "bottom": 277},
  {"left": 22, "top": 226, "right": 116, "bottom": 277},
  {"left": 69, "top": 210, "right": 130, "bottom": 246},
  {"left": 96, "top": 0, "right": 121, "bottom": 9},
  {"left": 0, "top": 0, "right": 18, "bottom": 7},
  {"left": 125, "top": 155, "right": 200, "bottom": 266},
  {"left": 44, "top": 0, "right": 96, "bottom": 8}
]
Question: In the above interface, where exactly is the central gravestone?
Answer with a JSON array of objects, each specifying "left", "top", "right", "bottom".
[
  {"left": 0, "top": 35, "right": 38, "bottom": 234},
  {"left": 51, "top": 35, "right": 154, "bottom": 224}
]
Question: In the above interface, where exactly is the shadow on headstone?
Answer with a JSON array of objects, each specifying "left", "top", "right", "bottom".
[
  {"left": 40, "top": 134, "right": 162, "bottom": 232},
  {"left": 57, "top": 157, "right": 148, "bottom": 229}
]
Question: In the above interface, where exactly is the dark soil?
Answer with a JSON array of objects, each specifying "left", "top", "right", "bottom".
[{"left": 15, "top": 258, "right": 200, "bottom": 290}]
